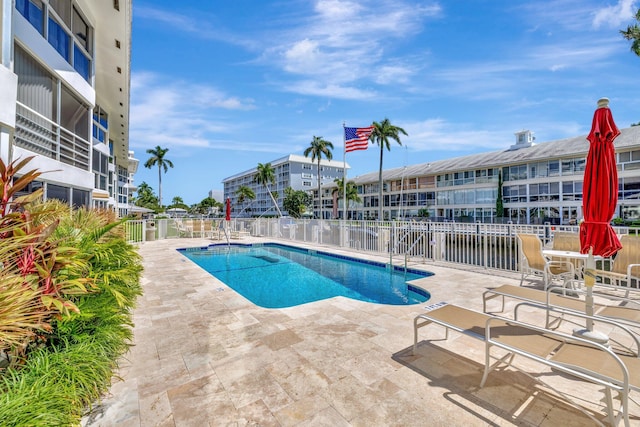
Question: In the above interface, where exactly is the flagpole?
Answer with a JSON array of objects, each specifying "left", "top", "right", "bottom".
[{"left": 342, "top": 122, "right": 347, "bottom": 222}]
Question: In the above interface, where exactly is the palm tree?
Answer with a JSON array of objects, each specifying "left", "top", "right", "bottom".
[
  {"left": 144, "top": 146, "right": 174, "bottom": 209},
  {"left": 134, "top": 181, "right": 158, "bottom": 208},
  {"left": 236, "top": 185, "right": 256, "bottom": 217},
  {"left": 333, "top": 177, "right": 361, "bottom": 219},
  {"left": 136, "top": 181, "right": 153, "bottom": 199},
  {"left": 369, "top": 118, "right": 408, "bottom": 220},
  {"left": 254, "top": 163, "right": 282, "bottom": 217},
  {"left": 304, "top": 136, "right": 334, "bottom": 219},
  {"left": 621, "top": 8, "right": 640, "bottom": 56}
]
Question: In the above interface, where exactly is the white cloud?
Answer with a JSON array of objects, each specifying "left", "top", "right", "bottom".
[
  {"left": 283, "top": 39, "right": 322, "bottom": 73},
  {"left": 314, "top": 0, "right": 364, "bottom": 19},
  {"left": 374, "top": 63, "right": 416, "bottom": 85},
  {"left": 135, "top": 1, "right": 442, "bottom": 99},
  {"left": 400, "top": 117, "right": 587, "bottom": 154},
  {"left": 283, "top": 80, "right": 377, "bottom": 99},
  {"left": 134, "top": 5, "right": 257, "bottom": 49},
  {"left": 268, "top": 0, "right": 441, "bottom": 94},
  {"left": 592, "top": 0, "right": 637, "bottom": 28},
  {"left": 129, "top": 73, "right": 255, "bottom": 150},
  {"left": 402, "top": 119, "right": 507, "bottom": 152}
]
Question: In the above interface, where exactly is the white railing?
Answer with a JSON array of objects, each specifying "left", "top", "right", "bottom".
[
  {"left": 15, "top": 103, "right": 91, "bottom": 170},
  {"left": 124, "top": 218, "right": 636, "bottom": 275},
  {"left": 251, "top": 219, "right": 539, "bottom": 272}
]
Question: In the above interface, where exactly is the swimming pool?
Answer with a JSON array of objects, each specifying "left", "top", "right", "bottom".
[{"left": 179, "top": 243, "right": 431, "bottom": 308}]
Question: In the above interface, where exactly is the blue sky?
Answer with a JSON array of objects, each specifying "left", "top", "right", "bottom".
[{"left": 130, "top": 0, "right": 640, "bottom": 206}]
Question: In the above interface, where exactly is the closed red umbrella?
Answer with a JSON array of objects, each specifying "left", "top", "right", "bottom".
[
  {"left": 577, "top": 98, "right": 622, "bottom": 342},
  {"left": 225, "top": 198, "right": 231, "bottom": 221},
  {"left": 579, "top": 97, "right": 622, "bottom": 258}
]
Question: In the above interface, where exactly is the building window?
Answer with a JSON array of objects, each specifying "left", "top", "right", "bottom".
[
  {"left": 562, "top": 181, "right": 583, "bottom": 201},
  {"left": 619, "top": 150, "right": 640, "bottom": 171},
  {"left": 47, "top": 183, "right": 69, "bottom": 203},
  {"left": 72, "top": 6, "right": 92, "bottom": 79},
  {"left": 93, "top": 106, "right": 109, "bottom": 143},
  {"left": 503, "top": 184, "right": 527, "bottom": 203},
  {"left": 13, "top": 180, "right": 44, "bottom": 199},
  {"left": 475, "top": 188, "right": 497, "bottom": 204},
  {"left": 418, "top": 176, "right": 435, "bottom": 189},
  {"left": 302, "top": 181, "right": 311, "bottom": 186},
  {"left": 436, "top": 174, "right": 453, "bottom": 188},
  {"left": 72, "top": 6, "right": 89, "bottom": 49},
  {"left": 93, "top": 149, "right": 110, "bottom": 191},
  {"left": 73, "top": 45, "right": 90, "bottom": 80},
  {"left": 17, "top": 0, "right": 93, "bottom": 82},
  {"left": 504, "top": 165, "right": 527, "bottom": 181},
  {"left": 561, "top": 158, "right": 586, "bottom": 175},
  {"left": 530, "top": 161, "right": 550, "bottom": 178},
  {"left": 16, "top": 0, "right": 44, "bottom": 33},
  {"left": 48, "top": 16, "right": 70, "bottom": 60},
  {"left": 529, "top": 182, "right": 559, "bottom": 202},
  {"left": 72, "top": 188, "right": 90, "bottom": 208},
  {"left": 622, "top": 177, "right": 640, "bottom": 200}
]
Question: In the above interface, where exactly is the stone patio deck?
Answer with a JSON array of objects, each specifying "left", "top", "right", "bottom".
[{"left": 82, "top": 238, "right": 640, "bottom": 426}]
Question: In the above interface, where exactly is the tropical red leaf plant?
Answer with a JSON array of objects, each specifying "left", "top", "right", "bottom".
[{"left": 0, "top": 158, "right": 92, "bottom": 365}]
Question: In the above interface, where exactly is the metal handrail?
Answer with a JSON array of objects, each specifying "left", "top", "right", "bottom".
[
  {"left": 390, "top": 227, "right": 415, "bottom": 265},
  {"left": 404, "top": 233, "right": 427, "bottom": 272}
]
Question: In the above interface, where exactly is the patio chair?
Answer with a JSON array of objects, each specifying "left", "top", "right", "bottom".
[
  {"left": 552, "top": 231, "right": 583, "bottom": 273},
  {"left": 202, "top": 220, "right": 217, "bottom": 239},
  {"left": 413, "top": 303, "right": 640, "bottom": 426},
  {"left": 175, "top": 219, "right": 190, "bottom": 237},
  {"left": 552, "top": 231, "right": 581, "bottom": 252},
  {"left": 517, "top": 233, "right": 574, "bottom": 289},
  {"left": 182, "top": 219, "right": 195, "bottom": 237},
  {"left": 595, "top": 234, "right": 640, "bottom": 293},
  {"left": 191, "top": 220, "right": 203, "bottom": 238}
]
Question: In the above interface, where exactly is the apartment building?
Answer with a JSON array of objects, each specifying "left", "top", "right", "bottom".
[
  {"left": 340, "top": 128, "right": 640, "bottom": 224},
  {"left": 222, "top": 154, "right": 350, "bottom": 218},
  {"left": 0, "top": 0, "right": 136, "bottom": 216}
]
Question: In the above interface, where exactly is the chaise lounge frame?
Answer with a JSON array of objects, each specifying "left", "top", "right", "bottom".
[
  {"left": 413, "top": 303, "right": 640, "bottom": 426},
  {"left": 482, "top": 284, "right": 640, "bottom": 334}
]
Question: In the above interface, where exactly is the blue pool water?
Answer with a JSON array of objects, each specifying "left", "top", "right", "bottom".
[{"left": 179, "top": 243, "right": 431, "bottom": 308}]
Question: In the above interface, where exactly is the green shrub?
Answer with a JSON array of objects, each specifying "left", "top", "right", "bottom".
[{"left": 0, "top": 160, "right": 143, "bottom": 425}]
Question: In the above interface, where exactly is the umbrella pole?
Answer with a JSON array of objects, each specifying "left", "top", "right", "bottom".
[{"left": 572, "top": 249, "right": 608, "bottom": 344}]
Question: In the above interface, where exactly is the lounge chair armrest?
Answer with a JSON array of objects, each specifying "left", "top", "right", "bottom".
[
  {"left": 547, "top": 260, "right": 574, "bottom": 269},
  {"left": 512, "top": 300, "right": 640, "bottom": 355},
  {"left": 546, "top": 260, "right": 575, "bottom": 276},
  {"left": 551, "top": 282, "right": 640, "bottom": 307},
  {"left": 627, "top": 263, "right": 640, "bottom": 278}
]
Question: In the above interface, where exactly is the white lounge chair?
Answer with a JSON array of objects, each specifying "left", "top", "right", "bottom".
[
  {"left": 413, "top": 303, "right": 640, "bottom": 426},
  {"left": 482, "top": 284, "right": 640, "bottom": 335}
]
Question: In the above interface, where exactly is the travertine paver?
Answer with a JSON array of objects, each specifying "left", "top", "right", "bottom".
[{"left": 82, "top": 238, "right": 640, "bottom": 426}]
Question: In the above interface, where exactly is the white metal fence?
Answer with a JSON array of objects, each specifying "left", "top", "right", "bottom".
[{"left": 124, "top": 218, "right": 637, "bottom": 274}]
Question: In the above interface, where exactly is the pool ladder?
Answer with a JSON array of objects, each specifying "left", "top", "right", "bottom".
[{"left": 390, "top": 231, "right": 429, "bottom": 273}]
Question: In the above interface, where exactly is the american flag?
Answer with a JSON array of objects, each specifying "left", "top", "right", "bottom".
[{"left": 344, "top": 126, "right": 374, "bottom": 152}]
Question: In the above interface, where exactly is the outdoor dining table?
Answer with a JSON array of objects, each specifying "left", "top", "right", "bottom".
[
  {"left": 542, "top": 249, "right": 605, "bottom": 261},
  {"left": 542, "top": 249, "right": 605, "bottom": 281}
]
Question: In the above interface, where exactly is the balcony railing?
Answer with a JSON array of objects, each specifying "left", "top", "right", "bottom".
[{"left": 15, "top": 103, "right": 91, "bottom": 170}]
